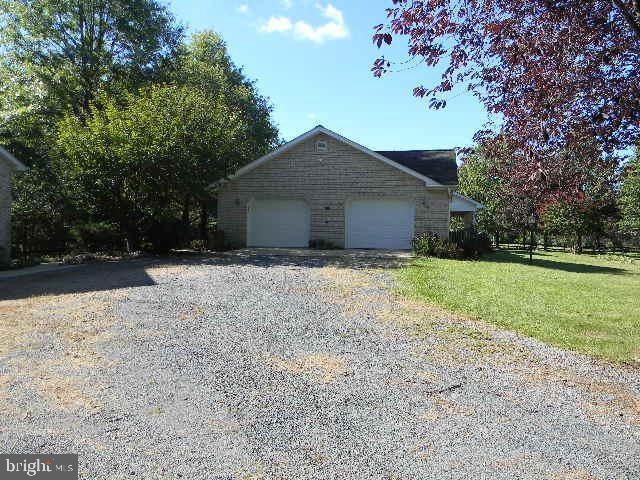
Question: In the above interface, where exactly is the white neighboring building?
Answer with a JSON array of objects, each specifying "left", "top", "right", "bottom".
[{"left": 0, "top": 146, "right": 27, "bottom": 265}]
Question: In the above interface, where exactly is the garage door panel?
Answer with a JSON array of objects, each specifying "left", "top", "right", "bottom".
[
  {"left": 347, "top": 199, "right": 415, "bottom": 249},
  {"left": 247, "top": 200, "right": 310, "bottom": 247}
]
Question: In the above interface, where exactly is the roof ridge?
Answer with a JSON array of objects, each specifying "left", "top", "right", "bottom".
[{"left": 375, "top": 149, "right": 455, "bottom": 152}]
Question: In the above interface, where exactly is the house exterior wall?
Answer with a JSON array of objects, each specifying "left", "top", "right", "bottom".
[
  {"left": 0, "top": 159, "right": 13, "bottom": 265},
  {"left": 217, "top": 133, "right": 450, "bottom": 248}
]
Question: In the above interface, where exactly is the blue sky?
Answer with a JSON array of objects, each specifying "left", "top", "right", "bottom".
[{"left": 169, "top": 0, "right": 489, "bottom": 151}]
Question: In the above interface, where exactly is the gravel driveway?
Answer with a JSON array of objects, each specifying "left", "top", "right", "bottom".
[{"left": 1, "top": 252, "right": 639, "bottom": 479}]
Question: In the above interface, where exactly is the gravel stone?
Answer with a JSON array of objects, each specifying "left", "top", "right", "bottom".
[{"left": 1, "top": 253, "right": 639, "bottom": 479}]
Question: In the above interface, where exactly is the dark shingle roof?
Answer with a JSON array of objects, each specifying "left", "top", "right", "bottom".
[{"left": 376, "top": 150, "right": 457, "bottom": 185}]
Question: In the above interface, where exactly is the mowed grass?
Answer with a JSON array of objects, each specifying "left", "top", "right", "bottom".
[{"left": 396, "top": 249, "right": 640, "bottom": 364}]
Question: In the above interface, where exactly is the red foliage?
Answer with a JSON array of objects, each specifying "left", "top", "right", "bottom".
[{"left": 373, "top": 0, "right": 640, "bottom": 202}]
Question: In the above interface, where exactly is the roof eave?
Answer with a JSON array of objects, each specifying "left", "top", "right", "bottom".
[
  {"left": 452, "top": 191, "right": 484, "bottom": 209},
  {"left": 0, "top": 146, "right": 27, "bottom": 171}
]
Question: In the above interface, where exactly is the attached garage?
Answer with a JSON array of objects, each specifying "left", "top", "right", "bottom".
[
  {"left": 346, "top": 199, "right": 415, "bottom": 249},
  {"left": 247, "top": 199, "right": 311, "bottom": 247}
]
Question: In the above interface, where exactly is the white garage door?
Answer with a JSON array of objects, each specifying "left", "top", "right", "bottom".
[
  {"left": 346, "top": 199, "right": 415, "bottom": 249},
  {"left": 247, "top": 199, "right": 311, "bottom": 247}
]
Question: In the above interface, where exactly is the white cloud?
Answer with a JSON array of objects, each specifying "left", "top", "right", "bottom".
[
  {"left": 295, "top": 3, "right": 348, "bottom": 44},
  {"left": 259, "top": 3, "right": 348, "bottom": 44},
  {"left": 307, "top": 113, "right": 318, "bottom": 120},
  {"left": 238, "top": 4, "right": 250, "bottom": 14},
  {"left": 317, "top": 3, "right": 343, "bottom": 24},
  {"left": 281, "top": 0, "right": 293, "bottom": 9},
  {"left": 260, "top": 16, "right": 293, "bottom": 33}
]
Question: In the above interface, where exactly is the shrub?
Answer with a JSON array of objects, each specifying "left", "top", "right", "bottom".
[
  {"left": 413, "top": 232, "right": 462, "bottom": 259},
  {"left": 62, "top": 253, "right": 99, "bottom": 265},
  {"left": 1, "top": 255, "right": 42, "bottom": 270},
  {"left": 458, "top": 231, "right": 493, "bottom": 258},
  {"left": 69, "top": 222, "right": 123, "bottom": 252},
  {"left": 190, "top": 239, "right": 206, "bottom": 252},
  {"left": 414, "top": 231, "right": 491, "bottom": 259},
  {"left": 412, "top": 232, "right": 440, "bottom": 256},
  {"left": 435, "top": 241, "right": 463, "bottom": 259}
]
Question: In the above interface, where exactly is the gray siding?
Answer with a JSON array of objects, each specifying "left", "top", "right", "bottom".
[{"left": 217, "top": 133, "right": 450, "bottom": 248}]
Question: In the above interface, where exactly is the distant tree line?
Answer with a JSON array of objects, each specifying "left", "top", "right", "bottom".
[
  {"left": 458, "top": 144, "right": 640, "bottom": 253},
  {"left": 1, "top": 0, "right": 279, "bottom": 255}
]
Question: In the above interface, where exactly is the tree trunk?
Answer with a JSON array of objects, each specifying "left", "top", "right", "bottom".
[
  {"left": 543, "top": 233, "right": 549, "bottom": 251},
  {"left": 125, "top": 230, "right": 139, "bottom": 253},
  {"left": 495, "top": 231, "right": 500, "bottom": 249},
  {"left": 182, "top": 195, "right": 191, "bottom": 246},
  {"left": 122, "top": 209, "right": 139, "bottom": 253},
  {"left": 199, "top": 202, "right": 209, "bottom": 247},
  {"left": 182, "top": 195, "right": 191, "bottom": 228},
  {"left": 574, "top": 234, "right": 583, "bottom": 254}
]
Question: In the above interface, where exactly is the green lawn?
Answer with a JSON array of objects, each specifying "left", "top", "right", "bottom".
[{"left": 396, "top": 249, "right": 640, "bottom": 364}]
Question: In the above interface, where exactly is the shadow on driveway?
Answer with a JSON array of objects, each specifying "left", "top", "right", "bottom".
[
  {"left": 0, "top": 260, "right": 158, "bottom": 301},
  {"left": 0, "top": 249, "right": 408, "bottom": 301}
]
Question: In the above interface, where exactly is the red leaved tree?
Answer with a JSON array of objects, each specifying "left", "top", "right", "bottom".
[{"left": 373, "top": 0, "right": 639, "bottom": 204}]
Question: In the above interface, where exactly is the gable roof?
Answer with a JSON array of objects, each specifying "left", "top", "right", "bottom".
[
  {"left": 376, "top": 150, "right": 457, "bottom": 186},
  {"left": 0, "top": 146, "right": 27, "bottom": 171},
  {"left": 214, "top": 125, "right": 446, "bottom": 188}
]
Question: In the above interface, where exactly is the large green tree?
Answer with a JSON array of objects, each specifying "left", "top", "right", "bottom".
[
  {"left": 620, "top": 148, "right": 640, "bottom": 237},
  {"left": 2, "top": 4, "right": 278, "bottom": 255},
  {"left": 169, "top": 31, "right": 278, "bottom": 167},
  {"left": 537, "top": 145, "right": 619, "bottom": 252},
  {"left": 1, "top": 0, "right": 184, "bottom": 254},
  {"left": 55, "top": 84, "right": 241, "bottom": 250},
  {"left": 458, "top": 149, "right": 510, "bottom": 246},
  {"left": 53, "top": 32, "right": 279, "bottom": 251},
  {"left": 165, "top": 31, "right": 279, "bottom": 237},
  {"left": 459, "top": 141, "right": 618, "bottom": 251},
  {"left": 0, "top": 0, "right": 182, "bottom": 117},
  {"left": 539, "top": 200, "right": 616, "bottom": 253}
]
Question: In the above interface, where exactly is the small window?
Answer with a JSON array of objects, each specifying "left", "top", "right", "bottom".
[{"left": 315, "top": 140, "right": 328, "bottom": 152}]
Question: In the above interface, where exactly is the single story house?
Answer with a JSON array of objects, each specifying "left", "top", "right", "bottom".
[
  {"left": 0, "top": 146, "right": 27, "bottom": 265},
  {"left": 213, "top": 125, "right": 482, "bottom": 249}
]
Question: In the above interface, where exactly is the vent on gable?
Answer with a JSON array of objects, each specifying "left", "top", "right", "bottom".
[{"left": 315, "top": 140, "right": 328, "bottom": 153}]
